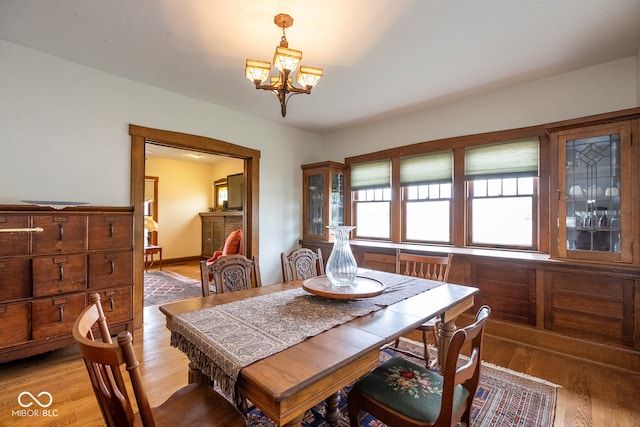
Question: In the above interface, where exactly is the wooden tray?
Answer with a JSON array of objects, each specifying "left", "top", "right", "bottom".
[{"left": 302, "top": 275, "right": 385, "bottom": 299}]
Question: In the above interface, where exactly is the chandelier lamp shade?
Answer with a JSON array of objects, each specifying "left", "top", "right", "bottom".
[{"left": 245, "top": 14, "right": 323, "bottom": 117}]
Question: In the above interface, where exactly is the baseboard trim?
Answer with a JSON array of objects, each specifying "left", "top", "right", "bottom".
[
  {"left": 459, "top": 314, "right": 640, "bottom": 373},
  {"left": 161, "top": 256, "right": 202, "bottom": 266}
]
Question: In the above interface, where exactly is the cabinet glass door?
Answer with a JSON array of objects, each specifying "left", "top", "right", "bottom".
[
  {"left": 307, "top": 173, "right": 325, "bottom": 237},
  {"left": 330, "top": 172, "right": 344, "bottom": 227},
  {"left": 557, "top": 123, "right": 632, "bottom": 263},
  {"left": 565, "top": 134, "right": 620, "bottom": 252}
]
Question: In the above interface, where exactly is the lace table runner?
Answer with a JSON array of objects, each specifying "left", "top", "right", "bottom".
[{"left": 170, "top": 270, "right": 442, "bottom": 398}]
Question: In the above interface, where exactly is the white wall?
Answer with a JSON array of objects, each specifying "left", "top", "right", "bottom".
[
  {"left": 0, "top": 40, "right": 324, "bottom": 284},
  {"left": 323, "top": 56, "right": 639, "bottom": 159}
]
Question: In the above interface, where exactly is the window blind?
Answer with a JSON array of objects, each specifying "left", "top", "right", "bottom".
[
  {"left": 350, "top": 160, "right": 391, "bottom": 190},
  {"left": 465, "top": 139, "right": 539, "bottom": 178},
  {"left": 400, "top": 151, "right": 452, "bottom": 186}
]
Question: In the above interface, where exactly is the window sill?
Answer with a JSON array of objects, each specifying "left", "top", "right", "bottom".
[{"left": 348, "top": 240, "right": 551, "bottom": 263}]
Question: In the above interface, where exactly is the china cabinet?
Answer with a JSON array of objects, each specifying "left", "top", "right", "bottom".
[
  {"left": 301, "top": 161, "right": 345, "bottom": 241},
  {"left": 550, "top": 121, "right": 637, "bottom": 264}
]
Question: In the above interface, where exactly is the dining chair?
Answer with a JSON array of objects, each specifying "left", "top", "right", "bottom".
[
  {"left": 393, "top": 249, "right": 453, "bottom": 368},
  {"left": 281, "top": 248, "right": 325, "bottom": 282},
  {"left": 348, "top": 305, "right": 491, "bottom": 427},
  {"left": 73, "top": 293, "right": 247, "bottom": 427},
  {"left": 200, "top": 254, "right": 262, "bottom": 296},
  {"left": 361, "top": 252, "right": 396, "bottom": 272}
]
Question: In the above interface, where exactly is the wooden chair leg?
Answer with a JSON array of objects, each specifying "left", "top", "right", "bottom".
[
  {"left": 428, "top": 327, "right": 439, "bottom": 369},
  {"left": 422, "top": 329, "right": 431, "bottom": 368}
]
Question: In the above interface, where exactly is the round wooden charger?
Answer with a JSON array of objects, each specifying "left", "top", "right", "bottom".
[{"left": 302, "top": 275, "right": 385, "bottom": 299}]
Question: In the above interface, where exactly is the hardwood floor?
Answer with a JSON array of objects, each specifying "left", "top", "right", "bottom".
[{"left": 1, "top": 260, "right": 638, "bottom": 426}]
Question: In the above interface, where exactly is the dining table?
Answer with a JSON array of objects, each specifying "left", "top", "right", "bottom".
[{"left": 159, "top": 269, "right": 478, "bottom": 427}]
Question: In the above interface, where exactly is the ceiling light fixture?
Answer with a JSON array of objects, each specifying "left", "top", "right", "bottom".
[{"left": 245, "top": 14, "right": 323, "bottom": 118}]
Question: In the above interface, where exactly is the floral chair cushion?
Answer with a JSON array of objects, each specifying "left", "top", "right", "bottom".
[{"left": 350, "top": 356, "right": 470, "bottom": 423}]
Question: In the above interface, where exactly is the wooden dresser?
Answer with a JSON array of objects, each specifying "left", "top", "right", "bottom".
[{"left": 0, "top": 205, "right": 134, "bottom": 362}]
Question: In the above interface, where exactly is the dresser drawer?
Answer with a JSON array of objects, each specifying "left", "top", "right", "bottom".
[
  {"left": 88, "top": 250, "right": 133, "bottom": 289},
  {"left": 0, "top": 258, "right": 31, "bottom": 301},
  {"left": 0, "top": 302, "right": 30, "bottom": 346},
  {"left": 32, "top": 293, "right": 86, "bottom": 340},
  {"left": 88, "top": 214, "right": 132, "bottom": 250},
  {"left": 32, "top": 214, "right": 86, "bottom": 254},
  {"left": 32, "top": 254, "right": 87, "bottom": 297},
  {"left": 0, "top": 214, "right": 29, "bottom": 257},
  {"left": 93, "top": 287, "right": 132, "bottom": 325}
]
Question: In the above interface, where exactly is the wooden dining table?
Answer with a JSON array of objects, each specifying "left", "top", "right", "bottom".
[{"left": 159, "top": 271, "right": 478, "bottom": 427}]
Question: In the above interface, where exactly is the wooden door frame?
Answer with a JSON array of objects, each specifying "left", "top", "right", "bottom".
[{"left": 129, "top": 124, "right": 260, "bottom": 328}]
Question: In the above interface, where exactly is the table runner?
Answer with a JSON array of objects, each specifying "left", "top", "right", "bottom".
[{"left": 170, "top": 270, "right": 443, "bottom": 398}]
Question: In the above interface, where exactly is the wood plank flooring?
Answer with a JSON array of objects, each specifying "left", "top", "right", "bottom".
[{"left": 1, "top": 260, "right": 638, "bottom": 426}]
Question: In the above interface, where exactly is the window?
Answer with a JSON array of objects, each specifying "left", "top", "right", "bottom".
[
  {"left": 351, "top": 160, "right": 391, "bottom": 239},
  {"left": 465, "top": 140, "right": 539, "bottom": 249},
  {"left": 404, "top": 184, "right": 452, "bottom": 242},
  {"left": 354, "top": 188, "right": 392, "bottom": 238},
  {"left": 401, "top": 151, "right": 453, "bottom": 243},
  {"left": 468, "top": 177, "right": 535, "bottom": 247}
]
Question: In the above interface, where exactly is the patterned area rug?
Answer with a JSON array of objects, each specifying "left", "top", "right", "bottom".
[
  {"left": 144, "top": 270, "right": 202, "bottom": 306},
  {"left": 246, "top": 338, "right": 560, "bottom": 427}
]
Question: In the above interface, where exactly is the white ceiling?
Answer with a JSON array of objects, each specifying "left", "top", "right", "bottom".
[{"left": 1, "top": 0, "right": 639, "bottom": 136}]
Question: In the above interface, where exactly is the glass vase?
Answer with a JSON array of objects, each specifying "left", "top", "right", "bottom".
[{"left": 325, "top": 226, "right": 357, "bottom": 287}]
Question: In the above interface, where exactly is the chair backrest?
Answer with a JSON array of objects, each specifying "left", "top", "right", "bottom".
[
  {"left": 201, "top": 254, "right": 262, "bottom": 296},
  {"left": 281, "top": 248, "right": 324, "bottom": 282},
  {"left": 221, "top": 229, "right": 243, "bottom": 257},
  {"left": 362, "top": 252, "right": 396, "bottom": 272},
  {"left": 395, "top": 249, "right": 452, "bottom": 282},
  {"left": 438, "top": 305, "right": 491, "bottom": 425},
  {"left": 73, "top": 294, "right": 156, "bottom": 427}
]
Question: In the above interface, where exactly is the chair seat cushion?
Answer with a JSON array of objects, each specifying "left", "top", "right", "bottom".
[{"left": 350, "top": 356, "right": 470, "bottom": 423}]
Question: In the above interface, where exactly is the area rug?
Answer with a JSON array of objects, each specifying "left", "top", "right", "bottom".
[
  {"left": 144, "top": 270, "right": 202, "bottom": 306},
  {"left": 246, "top": 338, "right": 560, "bottom": 427}
]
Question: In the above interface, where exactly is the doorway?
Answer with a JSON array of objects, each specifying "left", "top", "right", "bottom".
[{"left": 129, "top": 124, "right": 261, "bottom": 328}]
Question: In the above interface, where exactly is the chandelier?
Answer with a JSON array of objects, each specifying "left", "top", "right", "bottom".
[{"left": 245, "top": 14, "right": 323, "bottom": 117}]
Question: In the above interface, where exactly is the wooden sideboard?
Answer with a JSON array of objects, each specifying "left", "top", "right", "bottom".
[
  {"left": 0, "top": 205, "right": 133, "bottom": 362},
  {"left": 199, "top": 211, "right": 243, "bottom": 259}
]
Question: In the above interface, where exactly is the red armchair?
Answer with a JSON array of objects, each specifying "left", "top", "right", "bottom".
[{"left": 209, "top": 229, "right": 243, "bottom": 262}]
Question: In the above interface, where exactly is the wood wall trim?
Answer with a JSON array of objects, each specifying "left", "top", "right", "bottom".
[
  {"left": 461, "top": 314, "right": 640, "bottom": 373},
  {"left": 129, "top": 124, "right": 260, "bottom": 329},
  {"left": 344, "top": 125, "right": 546, "bottom": 164}
]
